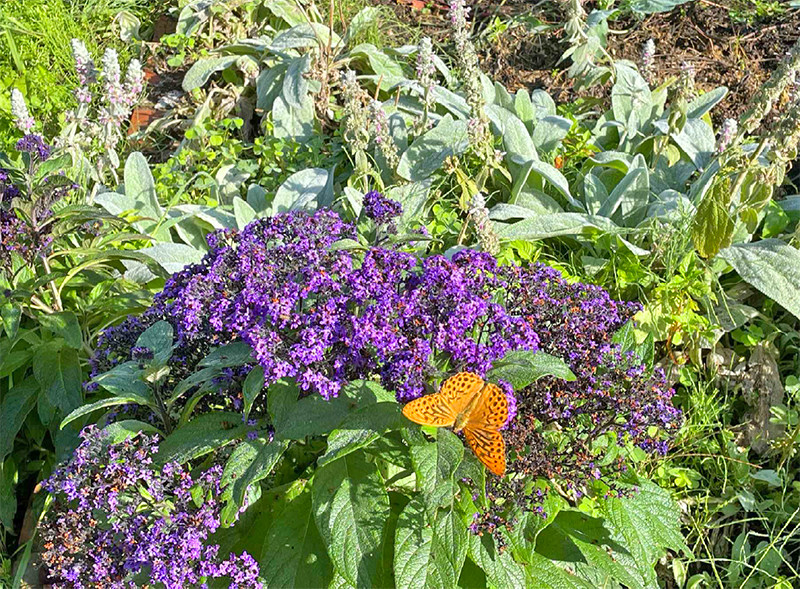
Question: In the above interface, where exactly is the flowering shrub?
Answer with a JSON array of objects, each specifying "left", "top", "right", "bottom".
[
  {"left": 41, "top": 427, "right": 261, "bottom": 588},
  {"left": 89, "top": 207, "right": 679, "bottom": 497}
]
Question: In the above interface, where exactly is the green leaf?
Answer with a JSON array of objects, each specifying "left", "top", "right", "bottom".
[
  {"left": 409, "top": 429, "right": 464, "bottom": 516},
  {"left": 0, "top": 379, "right": 39, "bottom": 460},
  {"left": 597, "top": 155, "right": 649, "bottom": 224},
  {"left": 135, "top": 320, "right": 174, "bottom": 364},
  {"left": 611, "top": 63, "right": 652, "bottom": 132},
  {"left": 262, "top": 487, "right": 334, "bottom": 588},
  {"left": 60, "top": 395, "right": 155, "bottom": 430},
  {"left": 488, "top": 351, "right": 575, "bottom": 389},
  {"left": 0, "top": 458, "right": 17, "bottom": 530},
  {"left": 243, "top": 366, "right": 265, "bottom": 420},
  {"left": 486, "top": 105, "right": 537, "bottom": 164},
  {"left": 38, "top": 312, "right": 81, "bottom": 349},
  {"left": 313, "top": 452, "right": 390, "bottom": 588},
  {"left": 102, "top": 420, "right": 162, "bottom": 443},
  {"left": 124, "top": 151, "right": 163, "bottom": 222},
  {"left": 602, "top": 480, "right": 688, "bottom": 587},
  {"left": 270, "top": 380, "right": 395, "bottom": 441},
  {"left": 525, "top": 553, "right": 591, "bottom": 589},
  {"left": 283, "top": 54, "right": 312, "bottom": 109},
  {"left": 272, "top": 168, "right": 329, "bottom": 214},
  {"left": 691, "top": 177, "right": 733, "bottom": 259},
  {"left": 497, "top": 213, "right": 617, "bottom": 241},
  {"left": 0, "top": 302, "right": 21, "bottom": 339},
  {"left": 183, "top": 55, "right": 239, "bottom": 91},
  {"left": 157, "top": 412, "right": 248, "bottom": 464},
  {"left": 718, "top": 239, "right": 800, "bottom": 321},
  {"left": 629, "top": 0, "right": 692, "bottom": 15},
  {"left": 318, "top": 403, "right": 405, "bottom": 466},
  {"left": 199, "top": 341, "right": 255, "bottom": 368},
  {"left": 687, "top": 87, "right": 728, "bottom": 120},
  {"left": 272, "top": 93, "right": 316, "bottom": 142},
  {"left": 233, "top": 197, "right": 258, "bottom": 230},
  {"left": 135, "top": 243, "right": 206, "bottom": 275},
  {"left": 91, "top": 362, "right": 150, "bottom": 398},
  {"left": 33, "top": 342, "right": 82, "bottom": 414},
  {"left": 468, "top": 534, "right": 526, "bottom": 589},
  {"left": 394, "top": 497, "right": 467, "bottom": 589},
  {"left": 397, "top": 115, "right": 469, "bottom": 182},
  {"left": 232, "top": 438, "right": 289, "bottom": 507}
]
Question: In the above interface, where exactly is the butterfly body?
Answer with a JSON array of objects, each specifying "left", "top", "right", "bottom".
[{"left": 402, "top": 372, "right": 508, "bottom": 476}]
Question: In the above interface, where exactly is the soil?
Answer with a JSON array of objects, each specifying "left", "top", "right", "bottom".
[{"left": 376, "top": 0, "right": 800, "bottom": 124}]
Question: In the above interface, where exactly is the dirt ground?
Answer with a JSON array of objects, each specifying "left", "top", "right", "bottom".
[{"left": 378, "top": 0, "right": 800, "bottom": 124}]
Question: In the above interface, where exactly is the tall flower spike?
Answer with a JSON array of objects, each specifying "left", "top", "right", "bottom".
[
  {"left": 416, "top": 37, "right": 437, "bottom": 109},
  {"left": 10, "top": 89, "right": 35, "bottom": 133},
  {"left": 71, "top": 38, "right": 97, "bottom": 86},
  {"left": 368, "top": 100, "right": 399, "bottom": 170},
  {"left": 469, "top": 192, "right": 500, "bottom": 255},
  {"left": 716, "top": 118, "right": 737, "bottom": 154},
  {"left": 640, "top": 39, "right": 655, "bottom": 83},
  {"left": 124, "top": 59, "right": 145, "bottom": 106},
  {"left": 340, "top": 69, "right": 371, "bottom": 153},
  {"left": 448, "top": 0, "right": 486, "bottom": 129}
]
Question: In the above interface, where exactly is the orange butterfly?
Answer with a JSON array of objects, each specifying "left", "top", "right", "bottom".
[{"left": 402, "top": 372, "right": 508, "bottom": 476}]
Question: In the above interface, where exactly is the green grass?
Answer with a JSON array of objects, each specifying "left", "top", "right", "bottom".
[{"left": 0, "top": 0, "right": 156, "bottom": 149}]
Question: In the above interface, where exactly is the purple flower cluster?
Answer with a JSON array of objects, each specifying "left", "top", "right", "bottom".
[
  {"left": 16, "top": 133, "right": 51, "bottom": 161},
  {"left": 40, "top": 427, "right": 262, "bottom": 589},
  {"left": 92, "top": 210, "right": 539, "bottom": 404},
  {"left": 362, "top": 190, "right": 402, "bottom": 228}
]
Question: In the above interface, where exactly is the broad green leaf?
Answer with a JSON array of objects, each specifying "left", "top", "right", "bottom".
[
  {"left": 233, "top": 197, "right": 258, "bottom": 230},
  {"left": 135, "top": 243, "right": 205, "bottom": 274},
  {"left": 313, "top": 452, "right": 390, "bottom": 588},
  {"left": 232, "top": 438, "right": 289, "bottom": 507},
  {"left": 597, "top": 154, "right": 649, "bottom": 223},
  {"left": 687, "top": 87, "right": 728, "bottom": 120},
  {"left": 535, "top": 510, "right": 639, "bottom": 588},
  {"left": 124, "top": 151, "right": 163, "bottom": 222},
  {"left": 272, "top": 93, "right": 316, "bottom": 142},
  {"left": 318, "top": 402, "right": 405, "bottom": 466},
  {"left": 718, "top": 239, "right": 800, "bottom": 321},
  {"left": 486, "top": 105, "right": 537, "bottom": 164},
  {"left": 524, "top": 161, "right": 572, "bottom": 202},
  {"left": 222, "top": 439, "right": 264, "bottom": 496},
  {"left": 525, "top": 553, "right": 591, "bottom": 589},
  {"left": 60, "top": 395, "right": 155, "bottom": 429},
  {"left": 673, "top": 118, "right": 715, "bottom": 170},
  {"left": 468, "top": 534, "right": 526, "bottom": 589},
  {"left": 487, "top": 351, "right": 576, "bottom": 390},
  {"left": 394, "top": 497, "right": 467, "bottom": 589},
  {"left": 497, "top": 213, "right": 617, "bottom": 241},
  {"left": 350, "top": 44, "right": 404, "bottom": 86},
  {"left": 38, "top": 312, "right": 81, "bottom": 349},
  {"left": 256, "top": 63, "right": 286, "bottom": 111},
  {"left": 135, "top": 320, "right": 174, "bottom": 364},
  {"left": 270, "top": 380, "right": 394, "bottom": 441},
  {"left": 90, "top": 362, "right": 150, "bottom": 397},
  {"left": 102, "top": 420, "right": 162, "bottom": 443},
  {"left": 397, "top": 115, "right": 469, "bottom": 182},
  {"left": 33, "top": 342, "right": 82, "bottom": 414},
  {"left": 272, "top": 168, "right": 329, "bottom": 214},
  {"left": 0, "top": 458, "right": 17, "bottom": 529},
  {"left": 182, "top": 55, "right": 239, "bottom": 91},
  {"left": 157, "top": 412, "right": 248, "bottom": 464},
  {"left": 531, "top": 116, "right": 572, "bottom": 154},
  {"left": 409, "top": 428, "right": 464, "bottom": 515},
  {"left": 0, "top": 302, "right": 21, "bottom": 339},
  {"left": 505, "top": 490, "right": 566, "bottom": 563},
  {"left": 283, "top": 54, "right": 312, "bottom": 109},
  {"left": 629, "top": 0, "right": 692, "bottom": 14},
  {"left": 692, "top": 178, "right": 733, "bottom": 258},
  {"left": 611, "top": 63, "right": 652, "bottom": 132},
  {"left": 199, "top": 341, "right": 255, "bottom": 368},
  {"left": 0, "top": 379, "right": 39, "bottom": 460},
  {"left": 602, "top": 480, "right": 688, "bottom": 587},
  {"left": 262, "top": 487, "right": 334, "bottom": 588}
]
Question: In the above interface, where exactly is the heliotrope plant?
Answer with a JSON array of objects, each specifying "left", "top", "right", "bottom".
[
  {"left": 40, "top": 426, "right": 261, "bottom": 588},
  {"left": 87, "top": 206, "right": 678, "bottom": 481}
]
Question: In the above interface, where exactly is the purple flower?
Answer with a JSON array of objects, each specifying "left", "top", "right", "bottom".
[
  {"left": 363, "top": 190, "right": 402, "bottom": 228},
  {"left": 40, "top": 427, "right": 262, "bottom": 589},
  {"left": 16, "top": 134, "right": 51, "bottom": 161}
]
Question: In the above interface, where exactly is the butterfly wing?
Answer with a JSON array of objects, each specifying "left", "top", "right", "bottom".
[
  {"left": 463, "top": 383, "right": 508, "bottom": 476},
  {"left": 463, "top": 426, "right": 506, "bottom": 476},
  {"left": 402, "top": 372, "right": 484, "bottom": 428}
]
